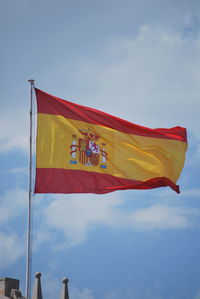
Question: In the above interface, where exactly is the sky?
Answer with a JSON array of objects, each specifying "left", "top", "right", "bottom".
[{"left": 0, "top": 0, "right": 200, "bottom": 298}]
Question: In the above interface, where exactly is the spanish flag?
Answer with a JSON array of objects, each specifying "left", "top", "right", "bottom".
[{"left": 34, "top": 88, "right": 187, "bottom": 194}]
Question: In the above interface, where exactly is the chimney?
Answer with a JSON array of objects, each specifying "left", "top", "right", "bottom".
[{"left": 0, "top": 277, "right": 24, "bottom": 298}]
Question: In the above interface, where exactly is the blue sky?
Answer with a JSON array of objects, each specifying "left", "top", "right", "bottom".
[{"left": 0, "top": 0, "right": 200, "bottom": 298}]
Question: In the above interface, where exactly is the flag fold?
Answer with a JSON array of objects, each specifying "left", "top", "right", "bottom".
[{"left": 34, "top": 88, "right": 187, "bottom": 194}]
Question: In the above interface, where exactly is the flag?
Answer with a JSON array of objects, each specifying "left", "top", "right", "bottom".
[{"left": 34, "top": 88, "right": 187, "bottom": 194}]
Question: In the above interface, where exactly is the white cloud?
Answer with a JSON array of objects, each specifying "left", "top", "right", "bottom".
[
  {"left": 40, "top": 193, "right": 122, "bottom": 248},
  {"left": 193, "top": 141, "right": 200, "bottom": 163},
  {"left": 127, "top": 204, "right": 196, "bottom": 230},
  {"left": 104, "top": 289, "right": 136, "bottom": 299},
  {"left": 70, "top": 287, "right": 95, "bottom": 299},
  {"left": 33, "top": 227, "right": 53, "bottom": 252},
  {"left": 179, "top": 188, "right": 200, "bottom": 197},
  {"left": 104, "top": 290, "right": 119, "bottom": 299},
  {"left": 77, "top": 24, "right": 200, "bottom": 138},
  {"left": 7, "top": 167, "right": 27, "bottom": 174},
  {"left": 36, "top": 192, "right": 199, "bottom": 249},
  {"left": 0, "top": 188, "right": 27, "bottom": 225},
  {"left": 0, "top": 107, "right": 29, "bottom": 153},
  {"left": 194, "top": 290, "right": 200, "bottom": 299},
  {"left": 0, "top": 189, "right": 27, "bottom": 268},
  {"left": 104, "top": 287, "right": 164, "bottom": 299},
  {"left": 0, "top": 231, "right": 24, "bottom": 269}
]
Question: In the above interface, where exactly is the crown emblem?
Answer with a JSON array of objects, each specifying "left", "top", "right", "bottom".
[{"left": 69, "top": 129, "right": 108, "bottom": 168}]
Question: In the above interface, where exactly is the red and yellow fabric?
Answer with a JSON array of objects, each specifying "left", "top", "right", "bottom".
[{"left": 34, "top": 88, "right": 187, "bottom": 194}]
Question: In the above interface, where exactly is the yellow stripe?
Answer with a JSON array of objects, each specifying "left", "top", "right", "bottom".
[{"left": 36, "top": 114, "right": 187, "bottom": 183}]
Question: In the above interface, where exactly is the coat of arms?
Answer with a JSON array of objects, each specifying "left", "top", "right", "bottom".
[{"left": 70, "top": 129, "right": 108, "bottom": 168}]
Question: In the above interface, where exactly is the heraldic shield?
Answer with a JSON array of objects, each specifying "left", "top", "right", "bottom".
[{"left": 70, "top": 129, "right": 108, "bottom": 168}]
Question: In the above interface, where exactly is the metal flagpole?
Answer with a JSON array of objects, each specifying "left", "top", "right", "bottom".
[{"left": 26, "top": 79, "right": 35, "bottom": 299}]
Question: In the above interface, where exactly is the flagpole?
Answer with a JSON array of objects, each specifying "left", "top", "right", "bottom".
[{"left": 26, "top": 79, "right": 35, "bottom": 299}]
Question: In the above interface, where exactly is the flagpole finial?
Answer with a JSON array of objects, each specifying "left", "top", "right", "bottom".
[{"left": 28, "top": 79, "right": 35, "bottom": 85}]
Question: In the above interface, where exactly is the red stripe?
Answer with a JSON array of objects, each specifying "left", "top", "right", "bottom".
[
  {"left": 34, "top": 168, "right": 180, "bottom": 194},
  {"left": 35, "top": 88, "right": 187, "bottom": 142}
]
